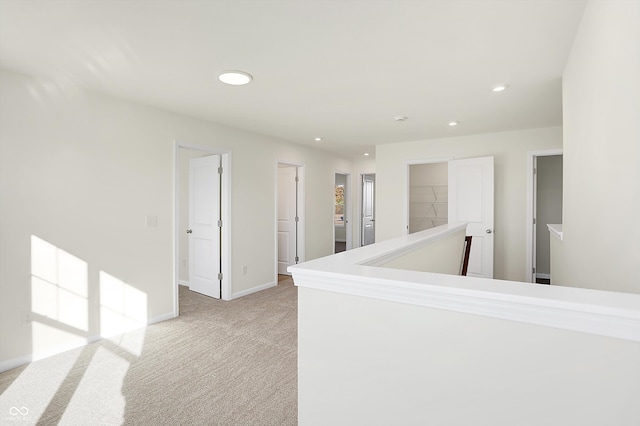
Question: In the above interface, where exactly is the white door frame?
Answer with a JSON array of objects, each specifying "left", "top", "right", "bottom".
[
  {"left": 334, "top": 171, "right": 352, "bottom": 251},
  {"left": 526, "top": 149, "right": 562, "bottom": 283},
  {"left": 173, "top": 141, "right": 232, "bottom": 316},
  {"left": 275, "top": 161, "right": 305, "bottom": 282},
  {"left": 404, "top": 157, "right": 453, "bottom": 234}
]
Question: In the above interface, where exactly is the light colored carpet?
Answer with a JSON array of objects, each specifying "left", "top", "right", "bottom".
[{"left": 0, "top": 276, "right": 297, "bottom": 425}]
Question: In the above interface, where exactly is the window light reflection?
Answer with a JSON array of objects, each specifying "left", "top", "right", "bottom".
[
  {"left": 30, "top": 236, "right": 89, "bottom": 332},
  {"left": 99, "top": 271, "right": 148, "bottom": 343}
]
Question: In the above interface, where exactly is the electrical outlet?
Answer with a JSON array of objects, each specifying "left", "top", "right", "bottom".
[
  {"left": 145, "top": 215, "right": 158, "bottom": 228},
  {"left": 242, "top": 265, "right": 248, "bottom": 275}
]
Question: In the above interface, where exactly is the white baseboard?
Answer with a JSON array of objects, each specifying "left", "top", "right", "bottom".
[
  {"left": 231, "top": 281, "right": 276, "bottom": 300},
  {"left": 537, "top": 273, "right": 551, "bottom": 280},
  {"left": 0, "top": 311, "right": 175, "bottom": 373},
  {"left": 178, "top": 280, "right": 189, "bottom": 287},
  {"left": 0, "top": 356, "right": 31, "bottom": 373},
  {"left": 0, "top": 334, "right": 101, "bottom": 373},
  {"left": 149, "top": 312, "right": 176, "bottom": 324},
  {"left": 0, "top": 356, "right": 30, "bottom": 373}
]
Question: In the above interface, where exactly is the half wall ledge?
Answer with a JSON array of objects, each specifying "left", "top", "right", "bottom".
[{"left": 289, "top": 222, "right": 640, "bottom": 342}]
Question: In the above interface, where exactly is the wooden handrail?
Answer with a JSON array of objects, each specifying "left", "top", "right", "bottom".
[{"left": 461, "top": 236, "right": 472, "bottom": 276}]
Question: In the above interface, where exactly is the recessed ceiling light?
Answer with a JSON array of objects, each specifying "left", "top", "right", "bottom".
[
  {"left": 492, "top": 84, "right": 508, "bottom": 92},
  {"left": 394, "top": 116, "right": 408, "bottom": 122},
  {"left": 448, "top": 121, "right": 459, "bottom": 126},
  {"left": 314, "top": 137, "right": 323, "bottom": 142},
  {"left": 218, "top": 71, "right": 253, "bottom": 85},
  {"left": 363, "top": 152, "right": 370, "bottom": 156}
]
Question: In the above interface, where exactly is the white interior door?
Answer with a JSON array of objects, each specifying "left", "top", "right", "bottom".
[
  {"left": 188, "top": 155, "right": 221, "bottom": 298},
  {"left": 278, "top": 166, "right": 297, "bottom": 275},
  {"left": 362, "top": 174, "right": 375, "bottom": 246},
  {"left": 448, "top": 156, "right": 494, "bottom": 278}
]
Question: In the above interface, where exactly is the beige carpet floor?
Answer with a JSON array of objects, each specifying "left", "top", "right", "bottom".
[{"left": 0, "top": 276, "right": 297, "bottom": 425}]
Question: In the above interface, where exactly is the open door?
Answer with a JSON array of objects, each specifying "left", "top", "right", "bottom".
[
  {"left": 448, "top": 156, "right": 494, "bottom": 279},
  {"left": 278, "top": 165, "right": 299, "bottom": 274},
  {"left": 188, "top": 155, "right": 221, "bottom": 298}
]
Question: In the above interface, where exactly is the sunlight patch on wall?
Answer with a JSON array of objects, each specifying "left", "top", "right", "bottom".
[
  {"left": 30, "top": 322, "right": 86, "bottom": 359},
  {"left": 99, "top": 271, "right": 148, "bottom": 351},
  {"left": 30, "top": 235, "right": 89, "bottom": 354}
]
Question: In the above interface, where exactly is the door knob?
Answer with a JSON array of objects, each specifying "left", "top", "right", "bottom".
[
  {"left": 486, "top": 229, "right": 492, "bottom": 234},
  {"left": 186, "top": 229, "right": 192, "bottom": 234}
]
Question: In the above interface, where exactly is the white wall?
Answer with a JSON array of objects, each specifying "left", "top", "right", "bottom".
[
  {"left": 410, "top": 161, "right": 448, "bottom": 184},
  {"left": 299, "top": 286, "right": 640, "bottom": 426},
  {"left": 554, "top": 0, "right": 640, "bottom": 293},
  {"left": 375, "top": 127, "right": 562, "bottom": 281},
  {"left": 0, "top": 68, "right": 351, "bottom": 367}
]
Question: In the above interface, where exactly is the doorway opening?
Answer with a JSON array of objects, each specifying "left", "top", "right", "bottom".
[
  {"left": 334, "top": 172, "right": 351, "bottom": 253},
  {"left": 405, "top": 156, "right": 494, "bottom": 279},
  {"left": 276, "top": 162, "right": 305, "bottom": 278},
  {"left": 408, "top": 162, "right": 449, "bottom": 234},
  {"left": 173, "top": 143, "right": 232, "bottom": 317},
  {"left": 526, "top": 150, "right": 563, "bottom": 284},
  {"left": 361, "top": 174, "right": 375, "bottom": 246}
]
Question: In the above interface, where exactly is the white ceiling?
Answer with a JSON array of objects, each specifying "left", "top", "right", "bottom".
[{"left": 0, "top": 0, "right": 586, "bottom": 158}]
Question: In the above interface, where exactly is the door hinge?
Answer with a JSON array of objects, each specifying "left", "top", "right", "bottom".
[
  {"left": 533, "top": 167, "right": 537, "bottom": 175},
  {"left": 533, "top": 267, "right": 536, "bottom": 274},
  {"left": 218, "top": 219, "right": 223, "bottom": 228},
  {"left": 295, "top": 256, "right": 299, "bottom": 263},
  {"left": 295, "top": 176, "right": 299, "bottom": 182},
  {"left": 533, "top": 217, "right": 536, "bottom": 225},
  {"left": 295, "top": 216, "right": 299, "bottom": 223},
  {"left": 218, "top": 272, "right": 223, "bottom": 280},
  {"left": 218, "top": 166, "right": 223, "bottom": 174}
]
